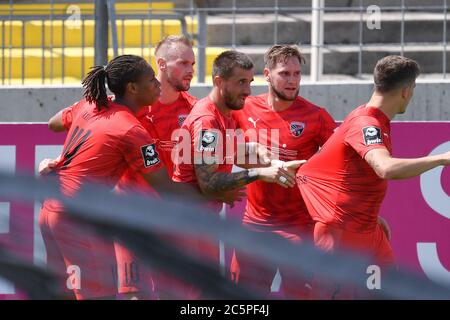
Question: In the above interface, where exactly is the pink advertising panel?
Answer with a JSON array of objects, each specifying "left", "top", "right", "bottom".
[
  {"left": 381, "top": 123, "right": 450, "bottom": 279},
  {"left": 0, "top": 124, "right": 66, "bottom": 299},
  {"left": 0, "top": 122, "right": 448, "bottom": 298}
]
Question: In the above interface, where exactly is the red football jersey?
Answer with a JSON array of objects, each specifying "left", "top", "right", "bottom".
[
  {"left": 232, "top": 93, "right": 336, "bottom": 229},
  {"left": 172, "top": 96, "right": 237, "bottom": 184},
  {"left": 41, "top": 99, "right": 163, "bottom": 299},
  {"left": 115, "top": 92, "right": 197, "bottom": 194},
  {"left": 148, "top": 91, "right": 197, "bottom": 175},
  {"left": 297, "top": 105, "right": 392, "bottom": 233},
  {"left": 43, "top": 99, "right": 162, "bottom": 212}
]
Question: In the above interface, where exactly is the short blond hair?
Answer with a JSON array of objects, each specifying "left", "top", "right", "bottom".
[{"left": 154, "top": 35, "right": 193, "bottom": 58}]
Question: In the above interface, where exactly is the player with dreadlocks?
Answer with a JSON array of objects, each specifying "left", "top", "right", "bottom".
[{"left": 39, "top": 54, "right": 201, "bottom": 300}]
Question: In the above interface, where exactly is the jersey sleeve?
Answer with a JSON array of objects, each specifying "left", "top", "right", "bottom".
[
  {"left": 61, "top": 100, "right": 84, "bottom": 130},
  {"left": 316, "top": 107, "right": 337, "bottom": 146},
  {"left": 344, "top": 116, "right": 389, "bottom": 159},
  {"left": 121, "top": 125, "right": 163, "bottom": 175},
  {"left": 190, "top": 115, "right": 223, "bottom": 164}
]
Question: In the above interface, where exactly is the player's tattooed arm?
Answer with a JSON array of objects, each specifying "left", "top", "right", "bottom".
[
  {"left": 194, "top": 163, "right": 259, "bottom": 195},
  {"left": 194, "top": 161, "right": 298, "bottom": 198}
]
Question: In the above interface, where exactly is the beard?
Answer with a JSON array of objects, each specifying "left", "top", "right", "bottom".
[
  {"left": 270, "top": 82, "right": 299, "bottom": 101},
  {"left": 223, "top": 89, "right": 247, "bottom": 110},
  {"left": 167, "top": 76, "right": 190, "bottom": 92}
]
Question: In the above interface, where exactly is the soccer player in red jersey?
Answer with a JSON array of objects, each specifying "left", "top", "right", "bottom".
[
  {"left": 112, "top": 36, "right": 198, "bottom": 299},
  {"left": 172, "top": 51, "right": 303, "bottom": 297},
  {"left": 150, "top": 35, "right": 198, "bottom": 175},
  {"left": 230, "top": 45, "right": 336, "bottom": 299},
  {"left": 117, "top": 35, "right": 197, "bottom": 191},
  {"left": 297, "top": 55, "right": 450, "bottom": 298},
  {"left": 39, "top": 38, "right": 199, "bottom": 299},
  {"left": 173, "top": 51, "right": 300, "bottom": 203},
  {"left": 40, "top": 55, "right": 200, "bottom": 300}
]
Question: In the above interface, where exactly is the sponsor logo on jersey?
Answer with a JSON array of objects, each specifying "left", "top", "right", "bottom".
[
  {"left": 178, "top": 114, "right": 188, "bottom": 127},
  {"left": 362, "top": 126, "right": 383, "bottom": 146},
  {"left": 141, "top": 144, "right": 160, "bottom": 167},
  {"left": 248, "top": 117, "right": 260, "bottom": 128},
  {"left": 198, "top": 130, "right": 218, "bottom": 152},
  {"left": 297, "top": 175, "right": 308, "bottom": 184},
  {"left": 290, "top": 121, "right": 305, "bottom": 137}
]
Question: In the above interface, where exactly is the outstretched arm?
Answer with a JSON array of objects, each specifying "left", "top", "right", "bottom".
[
  {"left": 365, "top": 148, "right": 449, "bottom": 180},
  {"left": 194, "top": 163, "right": 260, "bottom": 195},
  {"left": 194, "top": 159, "right": 305, "bottom": 197}
]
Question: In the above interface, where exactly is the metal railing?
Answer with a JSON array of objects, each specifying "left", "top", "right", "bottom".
[
  {"left": 189, "top": 0, "right": 449, "bottom": 82},
  {"left": 0, "top": 0, "right": 449, "bottom": 84},
  {"left": 0, "top": 0, "right": 189, "bottom": 84}
]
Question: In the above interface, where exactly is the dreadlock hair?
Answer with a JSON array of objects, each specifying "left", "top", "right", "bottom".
[{"left": 82, "top": 55, "right": 151, "bottom": 111}]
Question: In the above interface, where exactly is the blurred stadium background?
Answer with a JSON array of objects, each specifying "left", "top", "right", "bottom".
[{"left": 0, "top": 0, "right": 449, "bottom": 299}]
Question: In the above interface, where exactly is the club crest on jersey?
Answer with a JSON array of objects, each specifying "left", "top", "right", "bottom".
[
  {"left": 362, "top": 126, "right": 383, "bottom": 146},
  {"left": 141, "top": 144, "right": 160, "bottom": 167},
  {"left": 198, "top": 130, "right": 218, "bottom": 152},
  {"left": 178, "top": 114, "right": 188, "bottom": 127},
  {"left": 290, "top": 122, "right": 305, "bottom": 137}
]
